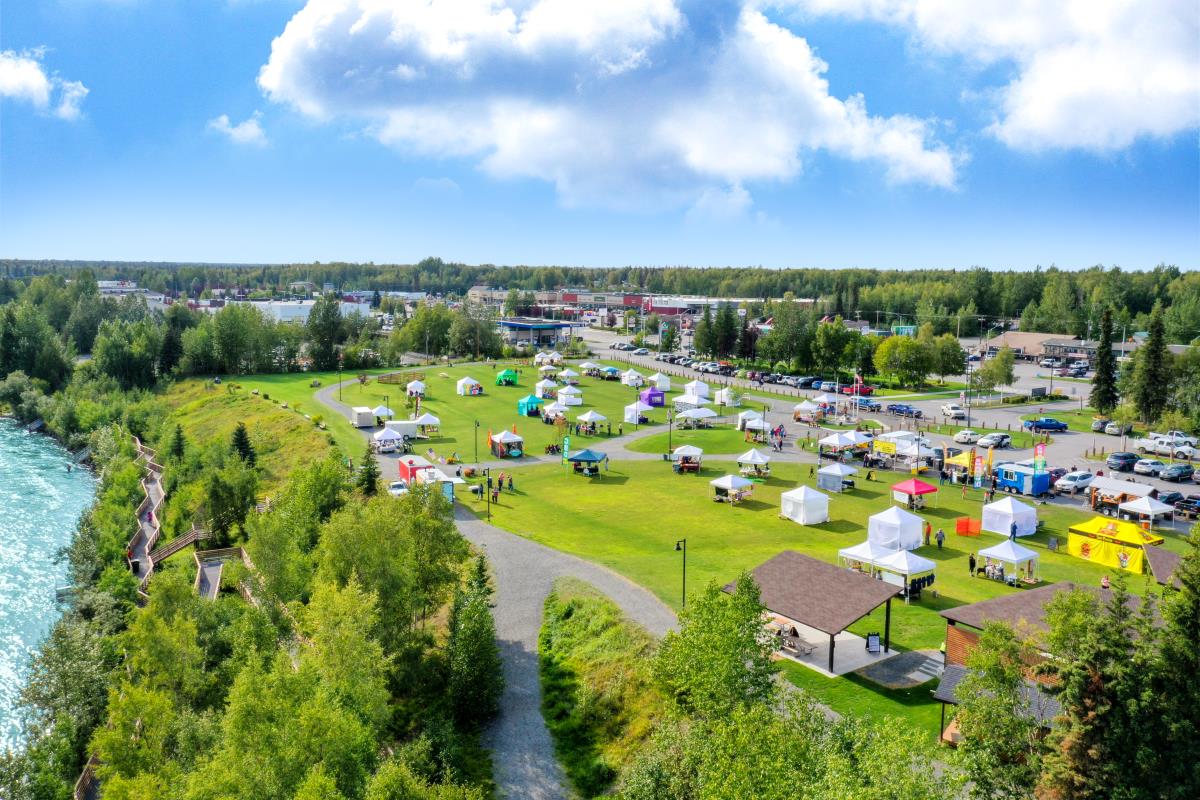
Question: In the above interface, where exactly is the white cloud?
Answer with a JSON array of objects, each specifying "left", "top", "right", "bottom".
[
  {"left": 781, "top": 0, "right": 1200, "bottom": 152},
  {"left": 208, "top": 112, "right": 268, "bottom": 145},
  {"left": 0, "top": 50, "right": 89, "bottom": 120},
  {"left": 259, "top": 0, "right": 957, "bottom": 209}
]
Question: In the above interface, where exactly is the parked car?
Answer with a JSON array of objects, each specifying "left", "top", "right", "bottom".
[
  {"left": 1133, "top": 458, "right": 1166, "bottom": 476},
  {"left": 1054, "top": 471, "right": 1095, "bottom": 494},
  {"left": 953, "top": 429, "right": 982, "bottom": 444},
  {"left": 977, "top": 433, "right": 1012, "bottom": 448},
  {"left": 1039, "top": 358, "right": 1061, "bottom": 368},
  {"left": 1090, "top": 417, "right": 1111, "bottom": 432},
  {"left": 941, "top": 403, "right": 967, "bottom": 420},
  {"left": 818, "top": 381, "right": 839, "bottom": 392},
  {"left": 1161, "top": 464, "right": 1195, "bottom": 483},
  {"left": 1054, "top": 367, "right": 1074, "bottom": 377},
  {"left": 796, "top": 377, "right": 820, "bottom": 389},
  {"left": 851, "top": 397, "right": 882, "bottom": 411},
  {"left": 1024, "top": 417, "right": 1069, "bottom": 433},
  {"left": 387, "top": 480, "right": 408, "bottom": 497},
  {"left": 840, "top": 383, "right": 875, "bottom": 396},
  {"left": 1157, "top": 490, "right": 1185, "bottom": 507},
  {"left": 633, "top": 348, "right": 649, "bottom": 355},
  {"left": 1105, "top": 421, "right": 1133, "bottom": 435},
  {"left": 886, "top": 403, "right": 922, "bottom": 418},
  {"left": 1106, "top": 451, "right": 1139, "bottom": 472},
  {"left": 967, "top": 354, "right": 982, "bottom": 362},
  {"left": 1175, "top": 498, "right": 1200, "bottom": 519},
  {"left": 1048, "top": 467, "right": 1068, "bottom": 483}
]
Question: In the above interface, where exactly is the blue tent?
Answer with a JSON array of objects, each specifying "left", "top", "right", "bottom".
[
  {"left": 568, "top": 448, "right": 609, "bottom": 465},
  {"left": 517, "top": 394, "right": 543, "bottom": 416}
]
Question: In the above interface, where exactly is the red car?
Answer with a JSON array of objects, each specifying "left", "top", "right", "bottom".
[{"left": 840, "top": 384, "right": 875, "bottom": 396}]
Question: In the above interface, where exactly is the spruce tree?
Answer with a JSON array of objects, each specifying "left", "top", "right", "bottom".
[
  {"left": 694, "top": 305, "right": 715, "bottom": 357},
  {"left": 1090, "top": 307, "right": 1119, "bottom": 414},
  {"left": 357, "top": 443, "right": 380, "bottom": 496},
  {"left": 230, "top": 422, "right": 256, "bottom": 466},
  {"left": 1131, "top": 303, "right": 1170, "bottom": 423},
  {"left": 167, "top": 423, "right": 186, "bottom": 462},
  {"left": 158, "top": 324, "right": 183, "bottom": 375}
]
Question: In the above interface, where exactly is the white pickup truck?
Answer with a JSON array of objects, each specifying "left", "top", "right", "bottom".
[
  {"left": 1132, "top": 435, "right": 1197, "bottom": 460},
  {"left": 1149, "top": 430, "right": 1198, "bottom": 448},
  {"left": 940, "top": 403, "right": 967, "bottom": 420}
]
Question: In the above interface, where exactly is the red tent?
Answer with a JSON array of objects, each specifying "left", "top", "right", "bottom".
[{"left": 891, "top": 478, "right": 938, "bottom": 496}]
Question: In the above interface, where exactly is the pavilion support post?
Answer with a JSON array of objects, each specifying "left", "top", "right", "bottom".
[
  {"left": 828, "top": 633, "right": 836, "bottom": 673},
  {"left": 884, "top": 597, "right": 892, "bottom": 653}
]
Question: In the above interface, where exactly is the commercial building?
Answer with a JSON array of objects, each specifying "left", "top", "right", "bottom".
[{"left": 498, "top": 317, "right": 574, "bottom": 347}]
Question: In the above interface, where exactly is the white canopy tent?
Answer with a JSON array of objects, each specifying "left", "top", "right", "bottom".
[
  {"left": 867, "top": 506, "right": 924, "bottom": 551},
  {"left": 406, "top": 379, "right": 426, "bottom": 395},
  {"left": 838, "top": 540, "right": 892, "bottom": 569},
  {"left": 794, "top": 400, "right": 820, "bottom": 413},
  {"left": 982, "top": 497, "right": 1039, "bottom": 538},
  {"left": 538, "top": 364, "right": 559, "bottom": 374},
  {"left": 684, "top": 379, "right": 710, "bottom": 398},
  {"left": 817, "top": 462, "right": 858, "bottom": 493},
  {"left": 811, "top": 393, "right": 839, "bottom": 405},
  {"left": 780, "top": 486, "right": 829, "bottom": 524},
  {"left": 491, "top": 430, "right": 523, "bottom": 443},
  {"left": 557, "top": 384, "right": 581, "bottom": 395},
  {"left": 672, "top": 393, "right": 711, "bottom": 409},
  {"left": 413, "top": 412, "right": 440, "bottom": 426},
  {"left": 534, "top": 378, "right": 558, "bottom": 399},
  {"left": 534, "top": 351, "right": 563, "bottom": 365},
  {"left": 819, "top": 432, "right": 858, "bottom": 450},
  {"left": 577, "top": 410, "right": 606, "bottom": 423},
  {"left": 897, "top": 441, "right": 937, "bottom": 458},
  {"left": 710, "top": 474, "right": 753, "bottom": 491},
  {"left": 373, "top": 427, "right": 405, "bottom": 442},
  {"left": 978, "top": 539, "right": 1039, "bottom": 580},
  {"left": 875, "top": 549, "right": 936, "bottom": 577},
  {"left": 455, "top": 377, "right": 481, "bottom": 396},
  {"left": 713, "top": 387, "right": 740, "bottom": 407},
  {"left": 579, "top": 361, "right": 601, "bottom": 371},
  {"left": 543, "top": 401, "right": 567, "bottom": 415},
  {"left": 624, "top": 400, "right": 654, "bottom": 425},
  {"left": 1118, "top": 495, "right": 1175, "bottom": 527},
  {"left": 557, "top": 384, "right": 582, "bottom": 406},
  {"left": 843, "top": 430, "right": 875, "bottom": 446},
  {"left": 737, "top": 409, "right": 763, "bottom": 430},
  {"left": 621, "top": 368, "right": 644, "bottom": 387},
  {"left": 743, "top": 418, "right": 768, "bottom": 432},
  {"left": 371, "top": 404, "right": 394, "bottom": 418},
  {"left": 648, "top": 372, "right": 671, "bottom": 391},
  {"left": 558, "top": 368, "right": 579, "bottom": 380},
  {"left": 677, "top": 407, "right": 717, "bottom": 421},
  {"left": 737, "top": 448, "right": 771, "bottom": 466},
  {"left": 671, "top": 445, "right": 703, "bottom": 460}
]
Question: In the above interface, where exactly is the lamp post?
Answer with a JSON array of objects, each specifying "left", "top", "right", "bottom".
[
  {"left": 338, "top": 352, "right": 343, "bottom": 402},
  {"left": 383, "top": 394, "right": 390, "bottom": 420},
  {"left": 474, "top": 420, "right": 480, "bottom": 465},
  {"left": 668, "top": 411, "right": 674, "bottom": 454},
  {"left": 675, "top": 538, "right": 687, "bottom": 609}
]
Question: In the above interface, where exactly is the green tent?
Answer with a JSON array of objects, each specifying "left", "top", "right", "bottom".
[
  {"left": 518, "top": 395, "right": 543, "bottom": 416},
  {"left": 496, "top": 369, "right": 519, "bottom": 386}
]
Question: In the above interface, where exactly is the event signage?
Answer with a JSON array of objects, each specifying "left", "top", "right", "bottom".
[
  {"left": 874, "top": 440, "right": 897, "bottom": 455},
  {"left": 973, "top": 456, "right": 984, "bottom": 488},
  {"left": 562, "top": 435, "right": 571, "bottom": 461},
  {"left": 1033, "top": 443, "right": 1047, "bottom": 474}
]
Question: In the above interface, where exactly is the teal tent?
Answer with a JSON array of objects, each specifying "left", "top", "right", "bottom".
[
  {"left": 496, "top": 369, "right": 519, "bottom": 386},
  {"left": 518, "top": 394, "right": 543, "bottom": 416}
]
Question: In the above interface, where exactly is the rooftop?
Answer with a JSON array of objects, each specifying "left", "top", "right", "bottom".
[
  {"left": 933, "top": 664, "right": 1061, "bottom": 725},
  {"left": 940, "top": 581, "right": 1153, "bottom": 634}
]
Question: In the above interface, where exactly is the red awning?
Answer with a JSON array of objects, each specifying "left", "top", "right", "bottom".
[{"left": 891, "top": 478, "right": 938, "bottom": 495}]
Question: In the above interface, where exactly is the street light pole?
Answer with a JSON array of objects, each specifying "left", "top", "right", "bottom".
[
  {"left": 675, "top": 538, "right": 687, "bottom": 608},
  {"left": 338, "top": 353, "right": 343, "bottom": 402},
  {"left": 668, "top": 411, "right": 674, "bottom": 454},
  {"left": 474, "top": 420, "right": 480, "bottom": 465}
]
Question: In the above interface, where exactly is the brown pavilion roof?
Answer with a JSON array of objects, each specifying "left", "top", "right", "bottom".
[
  {"left": 725, "top": 550, "right": 897, "bottom": 636},
  {"left": 941, "top": 581, "right": 1155, "bottom": 634},
  {"left": 1144, "top": 546, "right": 1183, "bottom": 588}
]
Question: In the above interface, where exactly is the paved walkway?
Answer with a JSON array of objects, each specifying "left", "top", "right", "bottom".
[
  {"left": 195, "top": 557, "right": 225, "bottom": 600},
  {"left": 128, "top": 440, "right": 164, "bottom": 588}
]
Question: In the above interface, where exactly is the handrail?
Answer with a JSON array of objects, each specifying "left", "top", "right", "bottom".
[
  {"left": 147, "top": 526, "right": 212, "bottom": 563},
  {"left": 72, "top": 754, "right": 99, "bottom": 800}
]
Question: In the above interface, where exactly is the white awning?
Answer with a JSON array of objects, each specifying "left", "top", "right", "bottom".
[
  {"left": 413, "top": 412, "right": 440, "bottom": 426},
  {"left": 672, "top": 445, "right": 703, "bottom": 458},
  {"left": 577, "top": 410, "right": 606, "bottom": 423},
  {"left": 1118, "top": 496, "right": 1174, "bottom": 517},
  {"left": 710, "top": 474, "right": 753, "bottom": 491},
  {"left": 677, "top": 407, "right": 717, "bottom": 420},
  {"left": 736, "top": 448, "right": 771, "bottom": 465}
]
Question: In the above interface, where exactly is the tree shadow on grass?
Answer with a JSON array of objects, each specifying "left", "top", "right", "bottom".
[{"left": 814, "top": 519, "right": 861, "bottom": 534}]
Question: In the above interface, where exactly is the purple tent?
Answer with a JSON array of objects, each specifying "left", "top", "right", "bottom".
[{"left": 639, "top": 387, "right": 665, "bottom": 407}]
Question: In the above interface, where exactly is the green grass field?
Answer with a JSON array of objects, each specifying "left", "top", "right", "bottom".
[
  {"left": 625, "top": 426, "right": 762, "bottom": 455},
  {"left": 1017, "top": 408, "right": 1149, "bottom": 437},
  {"left": 921, "top": 422, "right": 1043, "bottom": 450},
  {"left": 776, "top": 660, "right": 943, "bottom": 736}
]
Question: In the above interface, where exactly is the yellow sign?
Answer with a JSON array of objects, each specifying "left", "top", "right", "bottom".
[
  {"left": 874, "top": 440, "right": 897, "bottom": 455},
  {"left": 1067, "top": 532, "right": 1146, "bottom": 573}
]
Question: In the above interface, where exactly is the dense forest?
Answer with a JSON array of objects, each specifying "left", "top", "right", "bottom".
[{"left": 2, "top": 260, "right": 1197, "bottom": 344}]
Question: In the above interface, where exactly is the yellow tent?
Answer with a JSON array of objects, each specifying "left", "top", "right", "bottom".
[
  {"left": 944, "top": 452, "right": 973, "bottom": 468},
  {"left": 1067, "top": 517, "right": 1165, "bottom": 573}
]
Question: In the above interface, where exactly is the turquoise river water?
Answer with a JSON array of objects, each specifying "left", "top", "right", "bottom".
[{"left": 0, "top": 419, "right": 96, "bottom": 750}]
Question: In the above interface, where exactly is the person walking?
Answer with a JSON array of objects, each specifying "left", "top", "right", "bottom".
[
  {"left": 961, "top": 483, "right": 968, "bottom": 500},
  {"left": 507, "top": 474, "right": 514, "bottom": 492},
  {"left": 1009, "top": 521, "right": 1018, "bottom": 542},
  {"left": 923, "top": 521, "right": 932, "bottom": 547},
  {"left": 936, "top": 528, "right": 945, "bottom": 549},
  {"left": 968, "top": 552, "right": 977, "bottom": 576}
]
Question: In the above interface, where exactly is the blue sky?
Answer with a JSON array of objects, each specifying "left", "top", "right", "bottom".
[{"left": 1, "top": 0, "right": 1197, "bottom": 270}]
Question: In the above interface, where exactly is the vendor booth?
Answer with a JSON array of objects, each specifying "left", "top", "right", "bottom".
[
  {"left": 982, "top": 497, "right": 1038, "bottom": 538},
  {"left": 875, "top": 549, "right": 937, "bottom": 601},
  {"left": 891, "top": 478, "right": 938, "bottom": 510},
  {"left": 372, "top": 403, "right": 394, "bottom": 420},
  {"left": 677, "top": 407, "right": 717, "bottom": 427},
  {"left": 672, "top": 393, "right": 710, "bottom": 409},
  {"left": 838, "top": 540, "right": 891, "bottom": 573},
  {"left": 579, "top": 361, "right": 601, "bottom": 375},
  {"left": 711, "top": 474, "right": 754, "bottom": 505},
  {"left": 412, "top": 413, "right": 440, "bottom": 436},
  {"left": 736, "top": 448, "right": 771, "bottom": 478},
  {"left": 600, "top": 366, "right": 621, "bottom": 380},
  {"left": 780, "top": 485, "right": 828, "bottom": 524},
  {"left": 1067, "top": 517, "right": 1164, "bottom": 573},
  {"left": 820, "top": 432, "right": 858, "bottom": 452},
  {"left": 518, "top": 395, "right": 543, "bottom": 417},
  {"left": 671, "top": 445, "right": 703, "bottom": 473},
  {"left": 624, "top": 400, "right": 654, "bottom": 426},
  {"left": 743, "top": 417, "right": 769, "bottom": 442},
  {"left": 793, "top": 399, "right": 823, "bottom": 423},
  {"left": 557, "top": 384, "right": 583, "bottom": 406},
  {"left": 737, "top": 409, "right": 763, "bottom": 430},
  {"left": 567, "top": 448, "right": 608, "bottom": 476},
  {"left": 534, "top": 351, "right": 563, "bottom": 366},
  {"left": 649, "top": 372, "right": 671, "bottom": 391},
  {"left": 496, "top": 369, "right": 519, "bottom": 386},
  {"left": 868, "top": 506, "right": 923, "bottom": 551},
  {"left": 534, "top": 378, "right": 558, "bottom": 399},
  {"left": 489, "top": 429, "right": 524, "bottom": 458},
  {"left": 811, "top": 392, "right": 839, "bottom": 406},
  {"left": 456, "top": 376, "right": 483, "bottom": 396},
  {"left": 621, "top": 368, "right": 644, "bottom": 387},
  {"left": 538, "top": 364, "right": 559, "bottom": 377},
  {"left": 713, "top": 387, "right": 740, "bottom": 407},
  {"left": 406, "top": 379, "right": 426, "bottom": 398},
  {"left": 558, "top": 368, "right": 579, "bottom": 383},
  {"left": 639, "top": 387, "right": 665, "bottom": 407},
  {"left": 943, "top": 450, "right": 973, "bottom": 483},
  {"left": 1117, "top": 496, "right": 1175, "bottom": 528},
  {"left": 576, "top": 409, "right": 606, "bottom": 434},
  {"left": 684, "top": 379, "right": 710, "bottom": 398},
  {"left": 977, "top": 539, "right": 1039, "bottom": 583},
  {"left": 373, "top": 427, "right": 406, "bottom": 453},
  {"left": 817, "top": 463, "right": 857, "bottom": 493},
  {"left": 543, "top": 401, "right": 567, "bottom": 418}
]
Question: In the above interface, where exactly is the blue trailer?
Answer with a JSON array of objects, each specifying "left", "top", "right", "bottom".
[{"left": 993, "top": 463, "right": 1051, "bottom": 497}]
